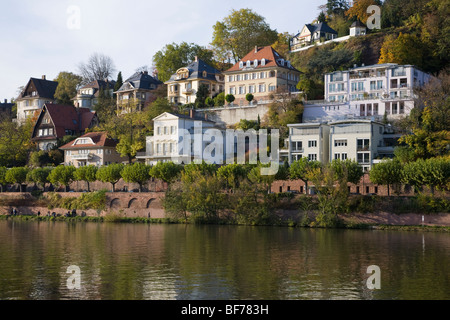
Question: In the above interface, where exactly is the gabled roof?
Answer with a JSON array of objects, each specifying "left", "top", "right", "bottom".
[
  {"left": 18, "top": 77, "right": 58, "bottom": 100},
  {"left": 32, "top": 104, "right": 96, "bottom": 139},
  {"left": 225, "top": 46, "right": 300, "bottom": 73},
  {"left": 294, "top": 22, "right": 338, "bottom": 38},
  {"left": 166, "top": 58, "right": 223, "bottom": 83},
  {"left": 351, "top": 20, "right": 366, "bottom": 28},
  {"left": 115, "top": 71, "right": 162, "bottom": 92},
  {"left": 59, "top": 132, "right": 117, "bottom": 150}
]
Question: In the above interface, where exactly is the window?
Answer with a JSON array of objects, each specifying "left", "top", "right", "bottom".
[
  {"left": 66, "top": 151, "right": 71, "bottom": 156},
  {"left": 244, "top": 74, "right": 249, "bottom": 81},
  {"left": 228, "top": 76, "right": 233, "bottom": 82},
  {"left": 254, "top": 59, "right": 258, "bottom": 67},
  {"left": 269, "top": 85, "right": 276, "bottom": 92},
  {"left": 308, "top": 140, "right": 317, "bottom": 148},
  {"left": 38, "top": 129, "right": 43, "bottom": 137},
  {"left": 334, "top": 139, "right": 347, "bottom": 147},
  {"left": 357, "top": 153, "right": 370, "bottom": 164},
  {"left": 157, "top": 127, "right": 161, "bottom": 135},
  {"left": 238, "top": 86, "right": 246, "bottom": 95},
  {"left": 97, "top": 149, "right": 103, "bottom": 155},
  {"left": 334, "top": 153, "right": 341, "bottom": 160},
  {"left": 239, "top": 61, "right": 244, "bottom": 69},
  {"left": 261, "top": 58, "right": 266, "bottom": 66},
  {"left": 291, "top": 141, "right": 302, "bottom": 151},
  {"left": 342, "top": 153, "right": 348, "bottom": 160},
  {"left": 229, "top": 87, "right": 235, "bottom": 95},
  {"left": 248, "top": 85, "right": 255, "bottom": 93},
  {"left": 203, "top": 71, "right": 207, "bottom": 78},
  {"left": 171, "top": 126, "right": 175, "bottom": 134},
  {"left": 357, "top": 139, "right": 370, "bottom": 151},
  {"left": 308, "top": 154, "right": 317, "bottom": 161},
  {"left": 260, "top": 72, "right": 265, "bottom": 79},
  {"left": 258, "top": 84, "right": 266, "bottom": 93}
]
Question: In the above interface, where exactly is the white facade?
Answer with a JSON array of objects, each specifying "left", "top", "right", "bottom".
[
  {"left": 288, "top": 120, "right": 394, "bottom": 171},
  {"left": 303, "top": 63, "right": 432, "bottom": 122},
  {"left": 136, "top": 112, "right": 225, "bottom": 166},
  {"left": 287, "top": 123, "right": 330, "bottom": 164}
]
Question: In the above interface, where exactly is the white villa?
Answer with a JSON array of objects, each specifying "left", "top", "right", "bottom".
[{"left": 136, "top": 111, "right": 225, "bottom": 166}]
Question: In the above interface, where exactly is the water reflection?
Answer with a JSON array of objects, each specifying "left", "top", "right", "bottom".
[{"left": 0, "top": 220, "right": 449, "bottom": 300}]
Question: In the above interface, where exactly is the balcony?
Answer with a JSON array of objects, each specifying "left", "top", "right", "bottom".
[
  {"left": 182, "top": 88, "right": 194, "bottom": 95},
  {"left": 72, "top": 153, "right": 93, "bottom": 161}
]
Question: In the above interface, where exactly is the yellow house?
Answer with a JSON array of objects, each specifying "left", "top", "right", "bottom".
[
  {"left": 223, "top": 46, "right": 301, "bottom": 106},
  {"left": 165, "top": 57, "right": 224, "bottom": 105}
]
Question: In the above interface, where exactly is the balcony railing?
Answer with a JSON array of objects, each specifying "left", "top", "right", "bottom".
[{"left": 72, "top": 154, "right": 93, "bottom": 161}]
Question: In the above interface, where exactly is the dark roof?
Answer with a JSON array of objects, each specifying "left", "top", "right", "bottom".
[
  {"left": 351, "top": 20, "right": 366, "bottom": 28},
  {"left": 225, "top": 46, "right": 300, "bottom": 73},
  {"left": 32, "top": 104, "right": 96, "bottom": 139},
  {"left": 79, "top": 79, "right": 116, "bottom": 97},
  {"left": 166, "top": 58, "right": 222, "bottom": 83},
  {"left": 59, "top": 132, "right": 117, "bottom": 150},
  {"left": 116, "top": 72, "right": 162, "bottom": 92},
  {"left": 294, "top": 22, "right": 338, "bottom": 38},
  {"left": 19, "top": 77, "right": 58, "bottom": 100}
]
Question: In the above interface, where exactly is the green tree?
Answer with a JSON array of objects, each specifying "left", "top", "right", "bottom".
[
  {"left": 225, "top": 94, "right": 235, "bottom": 105},
  {"left": 96, "top": 163, "right": 124, "bottom": 192},
  {"left": 153, "top": 42, "right": 215, "bottom": 82},
  {"left": 246, "top": 93, "right": 254, "bottom": 105},
  {"left": 214, "top": 92, "right": 225, "bottom": 106},
  {"left": 195, "top": 84, "right": 210, "bottom": 109},
  {"left": 74, "top": 165, "right": 98, "bottom": 192},
  {"left": 114, "top": 72, "right": 123, "bottom": 96},
  {"left": 0, "top": 166, "right": 7, "bottom": 192},
  {"left": 330, "top": 159, "right": 364, "bottom": 185},
  {"left": 149, "top": 161, "right": 183, "bottom": 184},
  {"left": 5, "top": 167, "right": 29, "bottom": 192},
  {"left": 217, "top": 163, "right": 249, "bottom": 192},
  {"left": 379, "top": 33, "right": 425, "bottom": 69},
  {"left": 403, "top": 157, "right": 450, "bottom": 195},
  {"left": 211, "top": 8, "right": 278, "bottom": 62},
  {"left": 54, "top": 72, "right": 83, "bottom": 106},
  {"left": 182, "top": 161, "right": 218, "bottom": 183},
  {"left": 48, "top": 165, "right": 76, "bottom": 192},
  {"left": 121, "top": 163, "right": 151, "bottom": 192},
  {"left": 369, "top": 159, "right": 403, "bottom": 196},
  {"left": 289, "top": 158, "right": 322, "bottom": 194},
  {"left": 26, "top": 167, "right": 52, "bottom": 191},
  {"left": 0, "top": 118, "right": 34, "bottom": 167}
]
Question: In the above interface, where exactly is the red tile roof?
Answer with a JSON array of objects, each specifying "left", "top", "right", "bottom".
[
  {"left": 59, "top": 132, "right": 117, "bottom": 150},
  {"left": 225, "top": 46, "right": 300, "bottom": 73}
]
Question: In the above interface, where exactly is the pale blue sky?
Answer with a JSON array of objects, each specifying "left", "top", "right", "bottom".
[{"left": 0, "top": 0, "right": 323, "bottom": 101}]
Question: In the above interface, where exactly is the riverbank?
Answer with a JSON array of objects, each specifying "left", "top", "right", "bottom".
[
  {"left": 2, "top": 212, "right": 450, "bottom": 233},
  {"left": 0, "top": 191, "right": 449, "bottom": 231}
]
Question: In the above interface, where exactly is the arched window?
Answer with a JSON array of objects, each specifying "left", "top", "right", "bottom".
[
  {"left": 261, "top": 58, "right": 266, "bottom": 66},
  {"left": 254, "top": 59, "right": 258, "bottom": 67},
  {"left": 239, "top": 61, "right": 244, "bottom": 69}
]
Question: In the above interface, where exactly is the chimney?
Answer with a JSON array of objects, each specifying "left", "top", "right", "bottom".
[
  {"left": 255, "top": 46, "right": 258, "bottom": 53},
  {"left": 4, "top": 99, "right": 6, "bottom": 104},
  {"left": 194, "top": 56, "right": 198, "bottom": 62},
  {"left": 42, "top": 75, "right": 46, "bottom": 80},
  {"left": 189, "top": 109, "right": 196, "bottom": 119}
]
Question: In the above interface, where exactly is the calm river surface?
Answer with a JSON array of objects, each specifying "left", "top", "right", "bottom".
[{"left": 0, "top": 220, "right": 449, "bottom": 300}]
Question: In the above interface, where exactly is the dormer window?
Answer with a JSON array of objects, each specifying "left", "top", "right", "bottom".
[
  {"left": 261, "top": 58, "right": 266, "bottom": 66},
  {"left": 203, "top": 71, "right": 207, "bottom": 78},
  {"left": 254, "top": 59, "right": 258, "bottom": 67},
  {"left": 247, "top": 60, "right": 251, "bottom": 67},
  {"left": 239, "top": 61, "right": 244, "bottom": 69}
]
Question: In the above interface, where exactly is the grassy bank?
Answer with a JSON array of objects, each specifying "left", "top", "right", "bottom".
[{"left": 1, "top": 213, "right": 449, "bottom": 233}]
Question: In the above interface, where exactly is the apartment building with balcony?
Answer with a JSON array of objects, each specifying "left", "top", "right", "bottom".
[
  {"left": 16, "top": 75, "right": 58, "bottom": 123},
  {"left": 165, "top": 57, "right": 224, "bottom": 105},
  {"left": 287, "top": 120, "right": 395, "bottom": 171},
  {"left": 223, "top": 46, "right": 301, "bottom": 106},
  {"left": 303, "top": 63, "right": 432, "bottom": 122},
  {"left": 287, "top": 123, "right": 330, "bottom": 164},
  {"left": 60, "top": 132, "right": 127, "bottom": 167}
]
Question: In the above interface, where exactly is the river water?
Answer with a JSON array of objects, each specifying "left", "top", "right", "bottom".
[{"left": 0, "top": 220, "right": 449, "bottom": 300}]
